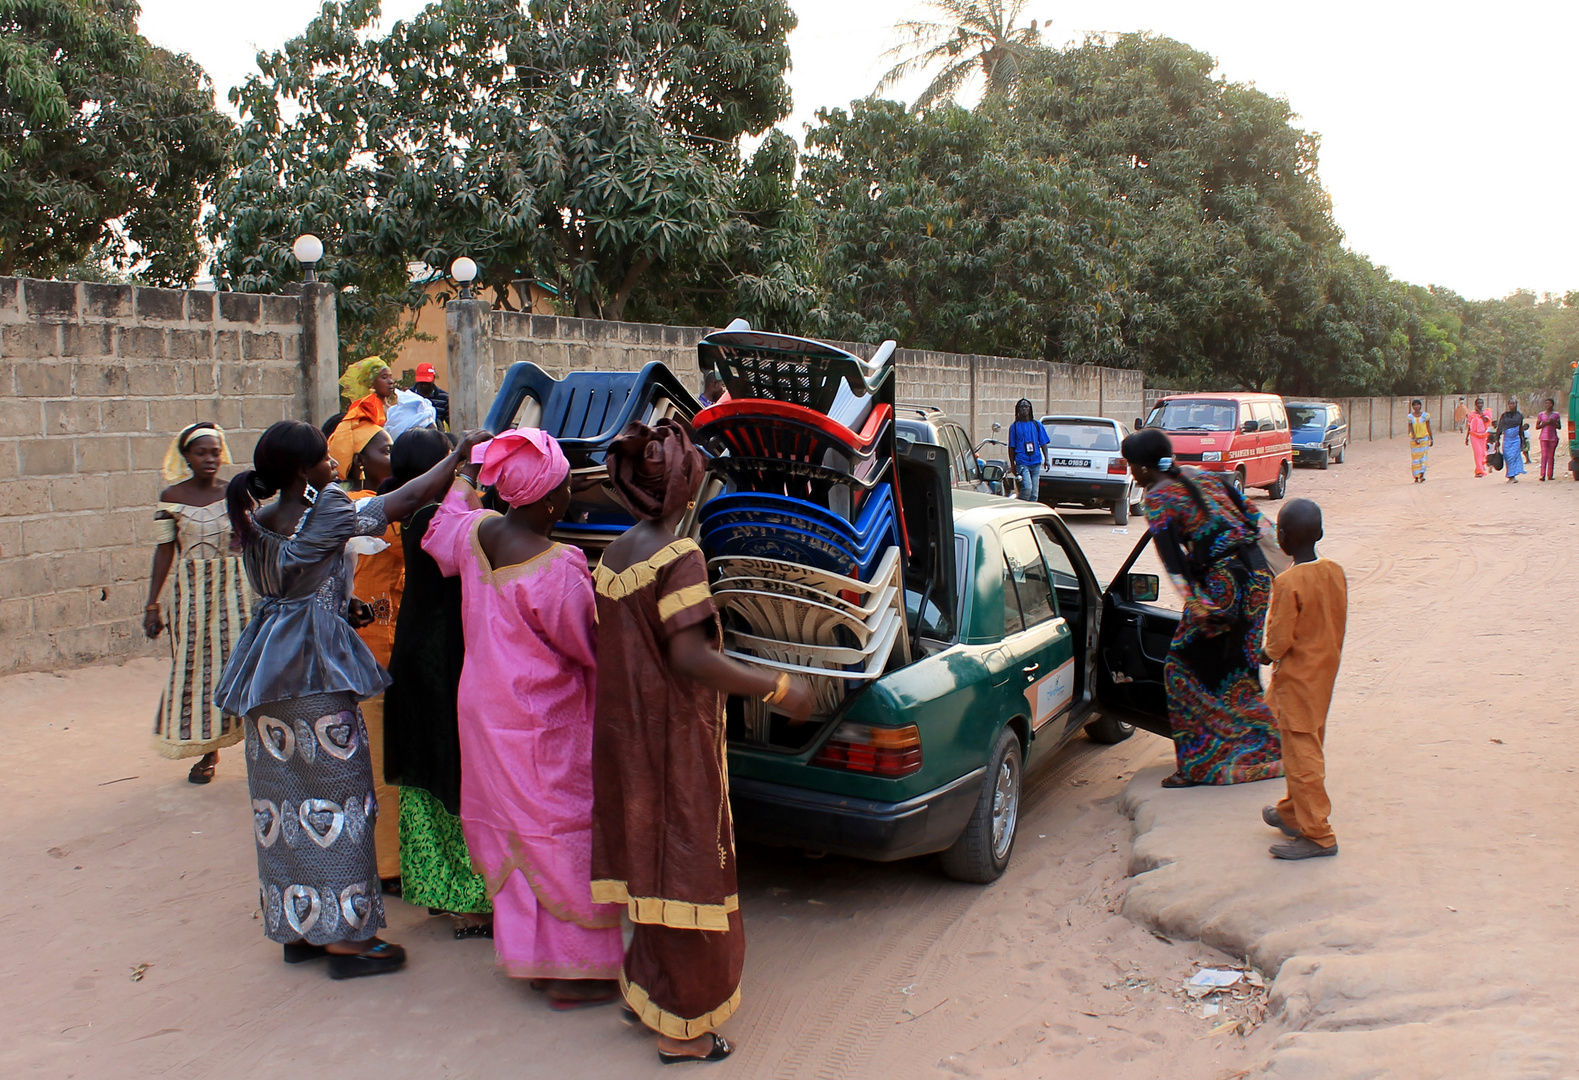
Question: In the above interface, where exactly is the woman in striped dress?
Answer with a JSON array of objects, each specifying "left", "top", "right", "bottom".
[{"left": 145, "top": 422, "right": 253, "bottom": 784}]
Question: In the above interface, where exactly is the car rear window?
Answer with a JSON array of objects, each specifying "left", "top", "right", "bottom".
[
  {"left": 1042, "top": 421, "right": 1119, "bottom": 452},
  {"left": 1288, "top": 406, "right": 1329, "bottom": 429},
  {"left": 1146, "top": 400, "right": 1237, "bottom": 433}
]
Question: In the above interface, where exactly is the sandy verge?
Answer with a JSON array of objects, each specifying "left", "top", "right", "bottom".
[{"left": 1107, "top": 438, "right": 1579, "bottom": 1077}]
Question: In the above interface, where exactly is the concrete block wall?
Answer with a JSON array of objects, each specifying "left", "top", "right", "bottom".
[
  {"left": 0, "top": 276, "right": 310, "bottom": 674},
  {"left": 488, "top": 311, "right": 710, "bottom": 391}
]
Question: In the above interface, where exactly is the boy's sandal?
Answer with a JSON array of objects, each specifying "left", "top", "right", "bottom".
[
  {"left": 282, "top": 941, "right": 329, "bottom": 964},
  {"left": 187, "top": 759, "right": 215, "bottom": 785},
  {"left": 659, "top": 1034, "right": 733, "bottom": 1064},
  {"left": 327, "top": 941, "right": 407, "bottom": 980}
]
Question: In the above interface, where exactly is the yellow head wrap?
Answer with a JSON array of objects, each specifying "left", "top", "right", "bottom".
[
  {"left": 327, "top": 395, "right": 386, "bottom": 477},
  {"left": 161, "top": 422, "right": 233, "bottom": 483},
  {"left": 339, "top": 356, "right": 390, "bottom": 401}
]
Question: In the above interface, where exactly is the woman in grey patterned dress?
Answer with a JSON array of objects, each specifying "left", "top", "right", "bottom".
[{"left": 218, "top": 420, "right": 483, "bottom": 979}]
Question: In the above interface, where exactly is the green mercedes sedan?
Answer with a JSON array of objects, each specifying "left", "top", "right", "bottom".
[{"left": 726, "top": 432, "right": 1177, "bottom": 883}]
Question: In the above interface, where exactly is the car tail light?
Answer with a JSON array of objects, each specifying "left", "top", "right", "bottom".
[
  {"left": 1107, "top": 456, "right": 1127, "bottom": 474},
  {"left": 812, "top": 722, "right": 922, "bottom": 777}
]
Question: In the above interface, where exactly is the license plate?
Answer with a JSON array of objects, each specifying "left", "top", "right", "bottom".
[{"left": 1048, "top": 457, "right": 1091, "bottom": 468}]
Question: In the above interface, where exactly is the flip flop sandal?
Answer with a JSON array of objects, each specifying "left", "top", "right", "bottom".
[
  {"left": 659, "top": 1034, "right": 733, "bottom": 1064},
  {"left": 327, "top": 941, "right": 407, "bottom": 980},
  {"left": 1159, "top": 772, "right": 1202, "bottom": 789},
  {"left": 282, "top": 942, "right": 329, "bottom": 964},
  {"left": 187, "top": 759, "right": 215, "bottom": 785}
]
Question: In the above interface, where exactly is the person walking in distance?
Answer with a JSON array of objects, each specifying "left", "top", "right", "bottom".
[
  {"left": 1537, "top": 398, "right": 1562, "bottom": 481},
  {"left": 1496, "top": 397, "right": 1527, "bottom": 484},
  {"left": 1009, "top": 398, "right": 1049, "bottom": 502},
  {"left": 1453, "top": 397, "right": 1468, "bottom": 433},
  {"left": 411, "top": 363, "right": 450, "bottom": 427},
  {"left": 1259, "top": 499, "right": 1347, "bottom": 860},
  {"left": 1465, "top": 398, "right": 1493, "bottom": 477},
  {"left": 1406, "top": 400, "right": 1433, "bottom": 483}
]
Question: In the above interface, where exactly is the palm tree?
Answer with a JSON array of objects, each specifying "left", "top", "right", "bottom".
[{"left": 876, "top": 0, "right": 1044, "bottom": 110}]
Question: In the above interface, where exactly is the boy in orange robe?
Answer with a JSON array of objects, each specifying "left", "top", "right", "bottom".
[{"left": 1259, "top": 498, "right": 1347, "bottom": 859}]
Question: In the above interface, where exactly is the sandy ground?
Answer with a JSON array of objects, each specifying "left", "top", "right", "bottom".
[
  {"left": 1116, "top": 438, "right": 1579, "bottom": 1077},
  {"left": 1, "top": 660, "right": 1258, "bottom": 1073},
  {"left": 5, "top": 436, "right": 1565, "bottom": 1079}
]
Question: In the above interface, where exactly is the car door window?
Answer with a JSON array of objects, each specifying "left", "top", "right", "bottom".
[
  {"left": 1002, "top": 525, "right": 1057, "bottom": 629},
  {"left": 1272, "top": 403, "right": 1288, "bottom": 431},
  {"left": 1250, "top": 402, "right": 1275, "bottom": 432},
  {"left": 946, "top": 425, "right": 974, "bottom": 482}
]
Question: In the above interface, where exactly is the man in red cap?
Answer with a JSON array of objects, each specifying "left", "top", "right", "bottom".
[{"left": 411, "top": 362, "right": 450, "bottom": 427}]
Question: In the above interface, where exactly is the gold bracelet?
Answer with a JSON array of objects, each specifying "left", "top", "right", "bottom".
[{"left": 762, "top": 672, "right": 791, "bottom": 706}]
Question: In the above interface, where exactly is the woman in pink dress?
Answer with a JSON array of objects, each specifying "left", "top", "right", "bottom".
[
  {"left": 1536, "top": 398, "right": 1562, "bottom": 481},
  {"left": 423, "top": 428, "right": 623, "bottom": 1007},
  {"left": 1464, "top": 398, "right": 1493, "bottom": 477}
]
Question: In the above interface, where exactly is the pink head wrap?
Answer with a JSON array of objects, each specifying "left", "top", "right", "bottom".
[{"left": 472, "top": 428, "right": 570, "bottom": 507}]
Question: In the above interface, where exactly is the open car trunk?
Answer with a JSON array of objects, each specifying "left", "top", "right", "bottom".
[{"left": 1095, "top": 534, "right": 1177, "bottom": 737}]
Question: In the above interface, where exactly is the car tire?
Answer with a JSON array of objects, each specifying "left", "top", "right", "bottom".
[
  {"left": 939, "top": 727, "right": 1022, "bottom": 884},
  {"left": 1317, "top": 448, "right": 1330, "bottom": 470},
  {"left": 1112, "top": 499, "right": 1129, "bottom": 526},
  {"left": 1334, "top": 442, "right": 1346, "bottom": 464},
  {"left": 1084, "top": 712, "right": 1135, "bottom": 744},
  {"left": 1229, "top": 469, "right": 1246, "bottom": 495},
  {"left": 1267, "top": 462, "right": 1289, "bottom": 500}
]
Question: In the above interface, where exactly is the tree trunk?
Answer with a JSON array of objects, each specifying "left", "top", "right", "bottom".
[{"left": 603, "top": 255, "right": 655, "bottom": 323}]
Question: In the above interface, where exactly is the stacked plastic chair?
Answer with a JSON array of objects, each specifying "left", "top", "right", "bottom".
[
  {"left": 485, "top": 360, "right": 713, "bottom": 562},
  {"left": 693, "top": 322, "right": 910, "bottom": 726}
]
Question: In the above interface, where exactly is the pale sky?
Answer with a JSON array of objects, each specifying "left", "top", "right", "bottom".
[{"left": 139, "top": 0, "right": 1575, "bottom": 301}]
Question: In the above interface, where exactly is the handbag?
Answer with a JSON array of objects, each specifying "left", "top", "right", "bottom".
[{"left": 1486, "top": 449, "right": 1504, "bottom": 471}]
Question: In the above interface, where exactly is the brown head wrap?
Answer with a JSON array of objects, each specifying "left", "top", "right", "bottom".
[{"left": 608, "top": 418, "right": 705, "bottom": 522}]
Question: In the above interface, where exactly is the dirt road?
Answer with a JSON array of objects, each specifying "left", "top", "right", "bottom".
[{"left": 5, "top": 436, "right": 1567, "bottom": 1078}]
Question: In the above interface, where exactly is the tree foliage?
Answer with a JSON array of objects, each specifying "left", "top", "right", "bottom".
[
  {"left": 214, "top": 0, "right": 807, "bottom": 360},
  {"left": 877, "top": 0, "right": 1042, "bottom": 109},
  {"left": 809, "top": 32, "right": 1573, "bottom": 395},
  {"left": 0, "top": 0, "right": 232, "bottom": 284}
]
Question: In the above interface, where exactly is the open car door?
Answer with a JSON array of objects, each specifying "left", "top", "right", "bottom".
[{"left": 1095, "top": 534, "right": 1178, "bottom": 737}]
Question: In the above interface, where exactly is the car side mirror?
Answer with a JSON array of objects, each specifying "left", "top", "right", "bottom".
[
  {"left": 1242, "top": 420, "right": 1259, "bottom": 434},
  {"left": 1134, "top": 418, "right": 1144, "bottom": 430},
  {"left": 979, "top": 463, "right": 1005, "bottom": 483},
  {"left": 1128, "top": 573, "right": 1161, "bottom": 603}
]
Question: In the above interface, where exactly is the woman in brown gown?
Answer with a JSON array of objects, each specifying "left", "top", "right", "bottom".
[{"left": 590, "top": 420, "right": 812, "bottom": 1064}]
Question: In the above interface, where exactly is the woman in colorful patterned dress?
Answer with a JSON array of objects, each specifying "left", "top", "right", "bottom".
[
  {"left": 145, "top": 422, "right": 253, "bottom": 783},
  {"left": 1121, "top": 429, "right": 1284, "bottom": 789},
  {"left": 1406, "top": 400, "right": 1433, "bottom": 482},
  {"left": 217, "top": 419, "right": 482, "bottom": 978}
]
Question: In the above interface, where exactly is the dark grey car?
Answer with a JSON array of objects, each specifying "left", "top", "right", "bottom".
[{"left": 1285, "top": 401, "right": 1349, "bottom": 468}]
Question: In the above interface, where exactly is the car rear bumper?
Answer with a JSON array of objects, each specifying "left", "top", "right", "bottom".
[
  {"left": 1038, "top": 475, "right": 1130, "bottom": 506},
  {"left": 729, "top": 768, "right": 985, "bottom": 862}
]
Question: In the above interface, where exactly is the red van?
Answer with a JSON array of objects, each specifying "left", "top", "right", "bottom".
[{"left": 1141, "top": 392, "right": 1292, "bottom": 499}]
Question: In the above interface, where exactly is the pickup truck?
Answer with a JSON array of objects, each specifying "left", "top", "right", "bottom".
[{"left": 726, "top": 428, "right": 1177, "bottom": 882}]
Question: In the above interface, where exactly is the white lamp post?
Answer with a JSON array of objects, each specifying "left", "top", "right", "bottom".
[
  {"left": 292, "top": 234, "right": 324, "bottom": 283},
  {"left": 451, "top": 256, "right": 478, "bottom": 301}
]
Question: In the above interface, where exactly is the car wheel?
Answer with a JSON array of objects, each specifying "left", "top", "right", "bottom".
[
  {"left": 1317, "top": 447, "right": 1330, "bottom": 470},
  {"left": 1229, "top": 469, "right": 1246, "bottom": 495},
  {"left": 1112, "top": 498, "right": 1129, "bottom": 526},
  {"left": 1334, "top": 442, "right": 1346, "bottom": 464},
  {"left": 939, "top": 727, "right": 1022, "bottom": 884},
  {"left": 1085, "top": 712, "right": 1135, "bottom": 744},
  {"left": 1268, "top": 462, "right": 1289, "bottom": 500}
]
